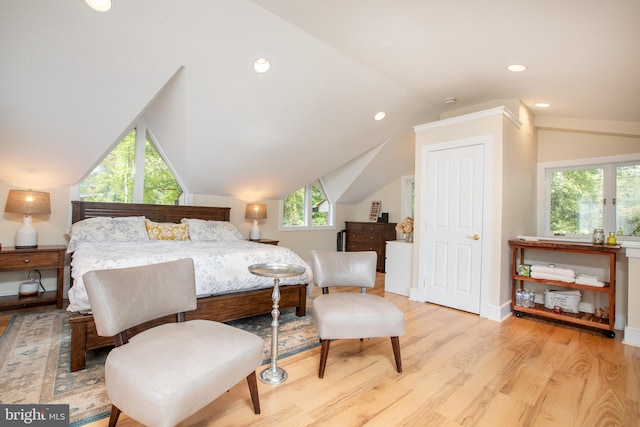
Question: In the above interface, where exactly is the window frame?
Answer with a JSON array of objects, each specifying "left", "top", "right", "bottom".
[
  {"left": 71, "top": 119, "right": 191, "bottom": 204},
  {"left": 537, "top": 153, "right": 640, "bottom": 241},
  {"left": 400, "top": 174, "right": 415, "bottom": 220},
  {"left": 278, "top": 180, "right": 335, "bottom": 231}
]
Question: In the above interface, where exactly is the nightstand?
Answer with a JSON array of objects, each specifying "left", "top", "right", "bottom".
[
  {"left": 251, "top": 239, "right": 279, "bottom": 246},
  {"left": 0, "top": 245, "right": 66, "bottom": 310}
]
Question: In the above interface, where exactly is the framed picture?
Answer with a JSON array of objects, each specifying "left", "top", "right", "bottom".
[{"left": 369, "top": 201, "right": 381, "bottom": 222}]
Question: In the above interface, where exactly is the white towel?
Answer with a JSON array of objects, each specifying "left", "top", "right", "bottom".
[
  {"left": 575, "top": 274, "right": 605, "bottom": 287},
  {"left": 530, "top": 271, "right": 576, "bottom": 283},
  {"left": 530, "top": 264, "right": 576, "bottom": 278}
]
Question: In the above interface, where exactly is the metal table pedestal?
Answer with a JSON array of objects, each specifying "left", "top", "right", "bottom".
[{"left": 248, "top": 263, "right": 306, "bottom": 385}]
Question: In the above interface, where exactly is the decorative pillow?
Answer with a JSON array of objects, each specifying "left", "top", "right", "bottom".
[
  {"left": 180, "top": 218, "right": 244, "bottom": 241},
  {"left": 145, "top": 219, "right": 189, "bottom": 241},
  {"left": 66, "top": 216, "right": 148, "bottom": 252}
]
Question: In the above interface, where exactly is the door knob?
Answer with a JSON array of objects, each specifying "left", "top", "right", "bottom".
[{"left": 468, "top": 234, "right": 480, "bottom": 240}]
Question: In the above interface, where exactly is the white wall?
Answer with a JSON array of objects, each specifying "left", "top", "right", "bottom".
[
  {"left": 0, "top": 184, "right": 365, "bottom": 297},
  {"left": 413, "top": 106, "right": 640, "bottom": 328},
  {"left": 0, "top": 183, "right": 72, "bottom": 296},
  {"left": 413, "top": 105, "right": 537, "bottom": 321},
  {"left": 534, "top": 118, "right": 640, "bottom": 329},
  {"left": 499, "top": 105, "right": 538, "bottom": 312},
  {"left": 352, "top": 171, "right": 413, "bottom": 228},
  {"left": 192, "top": 193, "right": 356, "bottom": 264}
]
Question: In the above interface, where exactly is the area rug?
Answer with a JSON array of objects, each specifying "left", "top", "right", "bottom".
[{"left": 0, "top": 299, "right": 318, "bottom": 426}]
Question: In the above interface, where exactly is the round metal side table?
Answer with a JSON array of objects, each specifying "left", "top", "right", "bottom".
[{"left": 248, "top": 262, "right": 306, "bottom": 385}]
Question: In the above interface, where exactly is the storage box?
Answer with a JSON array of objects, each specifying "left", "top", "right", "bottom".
[
  {"left": 517, "top": 264, "right": 531, "bottom": 276},
  {"left": 544, "top": 290, "right": 581, "bottom": 313}
]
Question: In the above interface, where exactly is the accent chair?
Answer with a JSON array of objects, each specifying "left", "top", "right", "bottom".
[
  {"left": 83, "top": 258, "right": 263, "bottom": 427},
  {"left": 309, "top": 250, "right": 405, "bottom": 378}
]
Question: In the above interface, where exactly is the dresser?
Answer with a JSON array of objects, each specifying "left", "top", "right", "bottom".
[{"left": 345, "top": 221, "right": 397, "bottom": 272}]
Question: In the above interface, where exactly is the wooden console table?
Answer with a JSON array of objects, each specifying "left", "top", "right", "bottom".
[{"left": 509, "top": 239, "right": 620, "bottom": 337}]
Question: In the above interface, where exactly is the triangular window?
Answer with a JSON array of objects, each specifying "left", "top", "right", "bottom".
[
  {"left": 281, "top": 180, "right": 333, "bottom": 228},
  {"left": 79, "top": 127, "right": 183, "bottom": 205}
]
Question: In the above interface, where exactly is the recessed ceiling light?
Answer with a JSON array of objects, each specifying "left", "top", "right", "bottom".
[
  {"left": 253, "top": 58, "right": 270, "bottom": 73},
  {"left": 534, "top": 102, "right": 550, "bottom": 108},
  {"left": 85, "top": 0, "right": 112, "bottom": 12},
  {"left": 443, "top": 97, "right": 457, "bottom": 104},
  {"left": 507, "top": 64, "right": 527, "bottom": 72},
  {"left": 374, "top": 111, "right": 386, "bottom": 121}
]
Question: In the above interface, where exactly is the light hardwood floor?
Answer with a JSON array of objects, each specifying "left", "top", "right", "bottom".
[{"left": 2, "top": 274, "right": 639, "bottom": 426}]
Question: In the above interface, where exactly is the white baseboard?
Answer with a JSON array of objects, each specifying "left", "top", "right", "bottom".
[
  {"left": 409, "top": 287, "right": 427, "bottom": 302},
  {"left": 623, "top": 326, "right": 640, "bottom": 348},
  {"left": 481, "top": 301, "right": 511, "bottom": 322}
]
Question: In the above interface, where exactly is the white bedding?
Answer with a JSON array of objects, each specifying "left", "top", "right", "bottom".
[{"left": 68, "top": 240, "right": 312, "bottom": 312}]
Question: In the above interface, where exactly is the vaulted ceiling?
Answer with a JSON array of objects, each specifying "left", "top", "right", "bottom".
[{"left": 1, "top": 0, "right": 638, "bottom": 203}]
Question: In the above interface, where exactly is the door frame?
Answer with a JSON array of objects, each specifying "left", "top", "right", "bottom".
[{"left": 413, "top": 135, "right": 494, "bottom": 319}]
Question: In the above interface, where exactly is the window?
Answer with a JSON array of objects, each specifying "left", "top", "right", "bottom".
[
  {"left": 280, "top": 180, "right": 333, "bottom": 229},
  {"left": 401, "top": 175, "right": 415, "bottom": 220},
  {"left": 616, "top": 163, "right": 640, "bottom": 236},
  {"left": 541, "top": 156, "right": 640, "bottom": 238},
  {"left": 79, "top": 124, "right": 184, "bottom": 205},
  {"left": 548, "top": 167, "right": 603, "bottom": 234}
]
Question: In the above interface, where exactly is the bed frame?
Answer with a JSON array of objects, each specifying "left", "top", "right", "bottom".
[{"left": 68, "top": 200, "right": 307, "bottom": 372}]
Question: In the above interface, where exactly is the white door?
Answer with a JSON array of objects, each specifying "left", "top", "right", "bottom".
[{"left": 421, "top": 142, "right": 484, "bottom": 313}]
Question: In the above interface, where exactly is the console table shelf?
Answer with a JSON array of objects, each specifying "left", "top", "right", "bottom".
[{"left": 508, "top": 239, "right": 620, "bottom": 338}]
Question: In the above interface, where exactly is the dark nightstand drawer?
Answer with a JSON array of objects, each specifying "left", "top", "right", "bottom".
[{"left": 0, "top": 251, "right": 62, "bottom": 269}]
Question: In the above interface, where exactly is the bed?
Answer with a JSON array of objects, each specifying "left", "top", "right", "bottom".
[{"left": 67, "top": 200, "right": 310, "bottom": 372}]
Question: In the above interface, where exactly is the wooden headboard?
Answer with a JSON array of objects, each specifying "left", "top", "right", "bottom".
[{"left": 71, "top": 201, "right": 231, "bottom": 224}]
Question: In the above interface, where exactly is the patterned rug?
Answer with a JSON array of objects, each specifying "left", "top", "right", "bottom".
[{"left": 0, "top": 299, "right": 317, "bottom": 426}]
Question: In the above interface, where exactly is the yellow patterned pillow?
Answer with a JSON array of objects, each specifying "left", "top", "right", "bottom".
[{"left": 145, "top": 219, "right": 189, "bottom": 240}]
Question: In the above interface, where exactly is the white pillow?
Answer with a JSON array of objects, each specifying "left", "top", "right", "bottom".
[
  {"left": 67, "top": 216, "right": 149, "bottom": 252},
  {"left": 180, "top": 218, "right": 244, "bottom": 241}
]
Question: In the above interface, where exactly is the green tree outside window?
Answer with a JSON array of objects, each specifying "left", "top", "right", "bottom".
[
  {"left": 282, "top": 180, "right": 332, "bottom": 227},
  {"left": 79, "top": 128, "right": 182, "bottom": 205},
  {"left": 548, "top": 162, "right": 640, "bottom": 237}
]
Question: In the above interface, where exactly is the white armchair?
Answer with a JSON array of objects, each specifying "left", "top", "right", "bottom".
[
  {"left": 310, "top": 250, "right": 405, "bottom": 378},
  {"left": 83, "top": 258, "right": 263, "bottom": 427}
]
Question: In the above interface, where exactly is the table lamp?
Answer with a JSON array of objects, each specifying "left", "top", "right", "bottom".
[
  {"left": 245, "top": 203, "right": 267, "bottom": 241},
  {"left": 4, "top": 189, "right": 51, "bottom": 249}
]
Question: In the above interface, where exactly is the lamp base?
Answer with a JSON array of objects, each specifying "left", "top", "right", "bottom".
[
  {"left": 250, "top": 219, "right": 261, "bottom": 241},
  {"left": 15, "top": 216, "right": 38, "bottom": 249}
]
